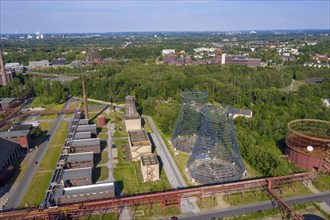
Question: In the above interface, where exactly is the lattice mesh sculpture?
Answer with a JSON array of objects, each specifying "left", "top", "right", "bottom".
[
  {"left": 187, "top": 105, "right": 245, "bottom": 184},
  {"left": 171, "top": 91, "right": 208, "bottom": 152}
]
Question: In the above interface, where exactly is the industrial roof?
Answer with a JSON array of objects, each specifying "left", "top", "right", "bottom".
[
  {"left": 54, "top": 182, "right": 114, "bottom": 198},
  {"left": 67, "top": 152, "right": 94, "bottom": 162},
  {"left": 0, "top": 129, "right": 30, "bottom": 138},
  {"left": 128, "top": 130, "right": 149, "bottom": 142},
  {"left": 0, "top": 137, "right": 21, "bottom": 169},
  {"left": 10, "top": 124, "right": 32, "bottom": 131},
  {"left": 62, "top": 167, "right": 92, "bottom": 180},
  {"left": 141, "top": 154, "right": 159, "bottom": 166},
  {"left": 72, "top": 138, "right": 100, "bottom": 147},
  {"left": 229, "top": 108, "right": 252, "bottom": 116},
  {"left": 0, "top": 98, "right": 15, "bottom": 105}
]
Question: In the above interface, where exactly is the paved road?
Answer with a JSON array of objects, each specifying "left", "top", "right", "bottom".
[
  {"left": 97, "top": 122, "right": 115, "bottom": 183},
  {"left": 144, "top": 116, "right": 200, "bottom": 214},
  {"left": 5, "top": 100, "right": 70, "bottom": 209},
  {"left": 177, "top": 191, "right": 330, "bottom": 220}
]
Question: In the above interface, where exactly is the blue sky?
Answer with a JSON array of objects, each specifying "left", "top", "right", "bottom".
[{"left": 1, "top": 1, "right": 329, "bottom": 33}]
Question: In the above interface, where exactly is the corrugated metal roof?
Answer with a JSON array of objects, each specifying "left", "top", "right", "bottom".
[
  {"left": 0, "top": 137, "right": 20, "bottom": 169},
  {"left": 62, "top": 167, "right": 92, "bottom": 180},
  {"left": 72, "top": 138, "right": 100, "bottom": 147},
  {"left": 67, "top": 152, "right": 94, "bottom": 162}
]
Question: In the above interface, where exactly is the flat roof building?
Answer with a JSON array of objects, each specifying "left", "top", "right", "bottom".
[
  {"left": 140, "top": 154, "right": 160, "bottom": 182},
  {"left": 66, "top": 152, "right": 94, "bottom": 169},
  {"left": 29, "top": 60, "right": 50, "bottom": 68},
  {"left": 0, "top": 98, "right": 16, "bottom": 111},
  {"left": 0, "top": 129, "right": 32, "bottom": 149},
  {"left": 229, "top": 108, "right": 253, "bottom": 119},
  {"left": 74, "top": 132, "right": 91, "bottom": 140},
  {"left": 0, "top": 138, "right": 21, "bottom": 186},
  {"left": 63, "top": 138, "right": 101, "bottom": 154},
  {"left": 61, "top": 167, "right": 92, "bottom": 187},
  {"left": 124, "top": 96, "right": 141, "bottom": 131},
  {"left": 76, "top": 124, "right": 97, "bottom": 134},
  {"left": 53, "top": 182, "right": 115, "bottom": 205},
  {"left": 128, "top": 129, "right": 152, "bottom": 161},
  {"left": 224, "top": 55, "right": 261, "bottom": 67}
]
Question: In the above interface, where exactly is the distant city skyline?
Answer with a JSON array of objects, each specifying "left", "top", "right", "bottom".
[{"left": 1, "top": 1, "right": 329, "bottom": 34}]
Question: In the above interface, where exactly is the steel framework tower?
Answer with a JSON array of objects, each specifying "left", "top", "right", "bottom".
[
  {"left": 187, "top": 105, "right": 245, "bottom": 184},
  {"left": 171, "top": 91, "right": 208, "bottom": 152}
]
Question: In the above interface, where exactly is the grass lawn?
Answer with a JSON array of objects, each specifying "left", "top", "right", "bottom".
[
  {"left": 37, "top": 114, "right": 58, "bottom": 120},
  {"left": 313, "top": 174, "right": 330, "bottom": 192},
  {"left": 242, "top": 159, "right": 263, "bottom": 179},
  {"left": 37, "top": 121, "right": 68, "bottom": 171},
  {"left": 20, "top": 171, "right": 53, "bottom": 207},
  {"left": 196, "top": 196, "right": 218, "bottom": 210},
  {"left": 39, "top": 121, "right": 55, "bottom": 132},
  {"left": 83, "top": 213, "right": 115, "bottom": 220},
  {"left": 132, "top": 203, "right": 180, "bottom": 220},
  {"left": 113, "top": 139, "right": 171, "bottom": 195},
  {"left": 93, "top": 166, "right": 109, "bottom": 182},
  {"left": 100, "top": 151, "right": 108, "bottom": 164},
  {"left": 29, "top": 97, "right": 64, "bottom": 111},
  {"left": 109, "top": 112, "right": 124, "bottom": 123},
  {"left": 20, "top": 121, "right": 69, "bottom": 207},
  {"left": 113, "top": 121, "right": 127, "bottom": 137},
  {"left": 142, "top": 118, "right": 153, "bottom": 133},
  {"left": 224, "top": 190, "right": 268, "bottom": 206},
  {"left": 98, "top": 133, "right": 108, "bottom": 140},
  {"left": 100, "top": 126, "right": 108, "bottom": 133}
]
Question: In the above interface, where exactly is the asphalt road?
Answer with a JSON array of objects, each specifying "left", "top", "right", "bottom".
[
  {"left": 177, "top": 191, "right": 330, "bottom": 220},
  {"left": 144, "top": 116, "right": 200, "bottom": 214},
  {"left": 5, "top": 100, "right": 70, "bottom": 209}
]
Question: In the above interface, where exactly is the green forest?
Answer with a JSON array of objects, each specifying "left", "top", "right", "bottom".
[{"left": 2, "top": 61, "right": 329, "bottom": 177}]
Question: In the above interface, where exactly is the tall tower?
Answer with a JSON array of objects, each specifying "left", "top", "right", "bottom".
[
  {"left": 171, "top": 91, "right": 208, "bottom": 152},
  {"left": 0, "top": 49, "right": 8, "bottom": 86},
  {"left": 81, "top": 74, "right": 89, "bottom": 120},
  {"left": 187, "top": 105, "right": 245, "bottom": 184}
]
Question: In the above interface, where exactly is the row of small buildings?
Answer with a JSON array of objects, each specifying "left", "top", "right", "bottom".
[{"left": 43, "top": 112, "right": 114, "bottom": 206}]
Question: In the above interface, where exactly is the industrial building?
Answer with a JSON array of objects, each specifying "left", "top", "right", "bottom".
[
  {"left": 76, "top": 124, "right": 97, "bottom": 134},
  {"left": 65, "top": 138, "right": 101, "bottom": 154},
  {"left": 73, "top": 132, "right": 92, "bottom": 140},
  {"left": 0, "top": 98, "right": 16, "bottom": 111},
  {"left": 285, "top": 119, "right": 330, "bottom": 172},
  {"left": 61, "top": 167, "right": 92, "bottom": 187},
  {"left": 124, "top": 96, "right": 142, "bottom": 131},
  {"left": 53, "top": 182, "right": 115, "bottom": 205},
  {"left": 128, "top": 130, "right": 152, "bottom": 161},
  {"left": 224, "top": 55, "right": 261, "bottom": 67},
  {"left": 140, "top": 154, "right": 160, "bottom": 182},
  {"left": 0, "top": 129, "right": 32, "bottom": 149},
  {"left": 229, "top": 108, "right": 253, "bottom": 119},
  {"left": 66, "top": 152, "right": 94, "bottom": 169},
  {"left": 0, "top": 138, "right": 21, "bottom": 186},
  {"left": 28, "top": 60, "right": 50, "bottom": 68},
  {"left": 0, "top": 49, "right": 13, "bottom": 86},
  {"left": 53, "top": 58, "right": 66, "bottom": 66}
]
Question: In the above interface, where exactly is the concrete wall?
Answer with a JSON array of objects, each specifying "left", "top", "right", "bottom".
[
  {"left": 141, "top": 161, "right": 160, "bottom": 182},
  {"left": 124, "top": 118, "right": 142, "bottom": 131}
]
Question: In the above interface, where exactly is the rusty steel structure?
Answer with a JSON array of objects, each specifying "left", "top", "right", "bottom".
[
  {"left": 0, "top": 90, "right": 34, "bottom": 130},
  {"left": 0, "top": 172, "right": 316, "bottom": 220},
  {"left": 286, "top": 119, "right": 330, "bottom": 172}
]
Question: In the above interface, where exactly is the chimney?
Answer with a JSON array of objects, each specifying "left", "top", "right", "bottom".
[
  {"left": 81, "top": 74, "right": 89, "bottom": 120},
  {"left": 0, "top": 49, "right": 8, "bottom": 86}
]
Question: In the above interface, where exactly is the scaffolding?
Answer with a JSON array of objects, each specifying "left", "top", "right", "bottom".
[
  {"left": 187, "top": 105, "right": 245, "bottom": 184},
  {"left": 171, "top": 91, "right": 208, "bottom": 152}
]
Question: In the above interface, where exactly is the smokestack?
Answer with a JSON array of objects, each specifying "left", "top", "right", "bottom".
[
  {"left": 0, "top": 49, "right": 8, "bottom": 86},
  {"left": 81, "top": 74, "right": 89, "bottom": 120}
]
